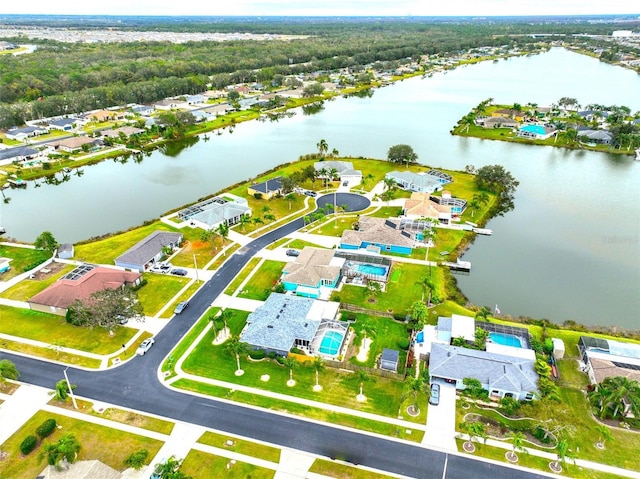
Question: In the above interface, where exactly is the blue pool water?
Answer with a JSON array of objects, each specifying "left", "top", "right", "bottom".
[
  {"left": 356, "top": 264, "right": 387, "bottom": 276},
  {"left": 489, "top": 332, "right": 522, "bottom": 348},
  {"left": 520, "top": 124, "right": 546, "bottom": 135},
  {"left": 416, "top": 331, "right": 424, "bottom": 343},
  {"left": 318, "top": 330, "right": 344, "bottom": 356}
]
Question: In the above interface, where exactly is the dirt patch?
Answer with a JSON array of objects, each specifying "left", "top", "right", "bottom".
[{"left": 30, "top": 261, "right": 66, "bottom": 280}]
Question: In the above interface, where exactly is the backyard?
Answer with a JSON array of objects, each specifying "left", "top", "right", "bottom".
[{"left": 0, "top": 245, "right": 51, "bottom": 281}]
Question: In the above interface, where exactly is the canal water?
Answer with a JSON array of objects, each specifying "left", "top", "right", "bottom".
[{"left": 3, "top": 48, "right": 639, "bottom": 328}]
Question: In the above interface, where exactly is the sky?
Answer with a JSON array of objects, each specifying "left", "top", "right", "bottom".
[{"left": 1, "top": 0, "right": 638, "bottom": 17}]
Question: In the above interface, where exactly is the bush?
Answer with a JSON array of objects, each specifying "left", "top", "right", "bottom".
[
  {"left": 253, "top": 192, "right": 263, "bottom": 199},
  {"left": 531, "top": 425, "right": 553, "bottom": 444},
  {"left": 20, "top": 435, "right": 38, "bottom": 455},
  {"left": 248, "top": 349, "right": 266, "bottom": 360},
  {"left": 267, "top": 352, "right": 277, "bottom": 360},
  {"left": 124, "top": 449, "right": 149, "bottom": 470},
  {"left": 397, "top": 338, "right": 410, "bottom": 350},
  {"left": 36, "top": 419, "right": 57, "bottom": 439},
  {"left": 22, "top": 258, "right": 48, "bottom": 272}
]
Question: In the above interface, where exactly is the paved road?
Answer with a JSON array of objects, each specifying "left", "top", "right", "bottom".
[{"left": 1, "top": 193, "right": 549, "bottom": 479}]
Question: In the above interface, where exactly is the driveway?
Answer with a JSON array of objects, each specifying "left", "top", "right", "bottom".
[{"left": 422, "top": 383, "right": 458, "bottom": 452}]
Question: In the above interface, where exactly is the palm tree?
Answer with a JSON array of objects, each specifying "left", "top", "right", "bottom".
[
  {"left": 252, "top": 217, "right": 264, "bottom": 227},
  {"left": 284, "top": 193, "right": 296, "bottom": 210},
  {"left": 318, "top": 167, "right": 328, "bottom": 187},
  {"left": 0, "top": 359, "right": 19, "bottom": 382},
  {"left": 588, "top": 383, "right": 612, "bottom": 419},
  {"left": 238, "top": 214, "right": 250, "bottom": 232},
  {"left": 458, "top": 421, "right": 487, "bottom": 452},
  {"left": 551, "top": 439, "right": 575, "bottom": 472},
  {"left": 475, "top": 306, "right": 491, "bottom": 321},
  {"left": 283, "top": 357, "right": 298, "bottom": 386},
  {"left": 402, "top": 376, "right": 426, "bottom": 416},
  {"left": 416, "top": 277, "right": 434, "bottom": 305},
  {"left": 312, "top": 356, "right": 325, "bottom": 391},
  {"left": 357, "top": 370, "right": 368, "bottom": 400},
  {"left": 317, "top": 139, "right": 328, "bottom": 158},
  {"left": 366, "top": 281, "right": 381, "bottom": 302},
  {"left": 328, "top": 167, "right": 339, "bottom": 184},
  {"left": 216, "top": 222, "right": 229, "bottom": 247},
  {"left": 39, "top": 433, "right": 81, "bottom": 467},
  {"left": 595, "top": 424, "right": 613, "bottom": 449},
  {"left": 225, "top": 336, "right": 248, "bottom": 376},
  {"left": 331, "top": 147, "right": 339, "bottom": 157},
  {"left": 261, "top": 205, "right": 272, "bottom": 216},
  {"left": 468, "top": 197, "right": 480, "bottom": 217},
  {"left": 605, "top": 376, "right": 640, "bottom": 418},
  {"left": 506, "top": 431, "right": 527, "bottom": 462},
  {"left": 218, "top": 309, "right": 232, "bottom": 335}
]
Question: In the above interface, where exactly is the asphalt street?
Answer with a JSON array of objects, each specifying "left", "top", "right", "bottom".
[{"left": 1, "top": 193, "right": 549, "bottom": 479}]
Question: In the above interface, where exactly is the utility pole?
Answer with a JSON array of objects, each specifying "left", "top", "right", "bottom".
[
  {"left": 63, "top": 367, "right": 78, "bottom": 410},
  {"left": 193, "top": 254, "right": 199, "bottom": 282}
]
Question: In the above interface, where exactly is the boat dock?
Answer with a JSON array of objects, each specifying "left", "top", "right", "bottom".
[
  {"left": 472, "top": 227, "right": 493, "bottom": 236},
  {"left": 7, "top": 179, "right": 26, "bottom": 188},
  {"left": 441, "top": 259, "right": 471, "bottom": 273}
]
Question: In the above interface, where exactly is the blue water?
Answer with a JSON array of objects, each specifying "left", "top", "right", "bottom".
[
  {"left": 416, "top": 331, "right": 424, "bottom": 343},
  {"left": 489, "top": 332, "right": 522, "bottom": 348},
  {"left": 318, "top": 330, "right": 344, "bottom": 356},
  {"left": 520, "top": 124, "right": 546, "bottom": 135},
  {"left": 357, "top": 264, "right": 387, "bottom": 276}
]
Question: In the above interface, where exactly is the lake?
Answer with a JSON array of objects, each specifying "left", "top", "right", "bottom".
[{"left": 3, "top": 47, "right": 639, "bottom": 328}]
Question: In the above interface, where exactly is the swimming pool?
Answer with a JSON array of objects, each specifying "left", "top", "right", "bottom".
[
  {"left": 520, "top": 124, "right": 546, "bottom": 135},
  {"left": 489, "top": 332, "right": 522, "bottom": 348},
  {"left": 318, "top": 330, "right": 344, "bottom": 356},
  {"left": 356, "top": 264, "right": 387, "bottom": 276},
  {"left": 416, "top": 331, "right": 424, "bottom": 343}
]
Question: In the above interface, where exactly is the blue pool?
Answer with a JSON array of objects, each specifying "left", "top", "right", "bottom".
[
  {"left": 520, "top": 124, "right": 546, "bottom": 135},
  {"left": 416, "top": 331, "right": 424, "bottom": 343},
  {"left": 356, "top": 264, "right": 387, "bottom": 276},
  {"left": 318, "top": 330, "right": 344, "bottom": 356},
  {"left": 489, "top": 332, "right": 522, "bottom": 348}
]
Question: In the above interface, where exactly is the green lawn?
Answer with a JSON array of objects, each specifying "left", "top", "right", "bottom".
[
  {"left": 308, "top": 215, "right": 358, "bottom": 237},
  {"left": 136, "top": 274, "right": 190, "bottom": 316},
  {"left": 236, "top": 260, "right": 285, "bottom": 300},
  {"left": 0, "top": 336, "right": 101, "bottom": 368},
  {"left": 162, "top": 308, "right": 218, "bottom": 374},
  {"left": 0, "top": 245, "right": 51, "bottom": 280},
  {"left": 198, "top": 431, "right": 281, "bottom": 463},
  {"left": 367, "top": 206, "right": 404, "bottom": 218},
  {"left": 0, "top": 306, "right": 134, "bottom": 354},
  {"left": 90, "top": 407, "right": 174, "bottom": 435},
  {"left": 224, "top": 258, "right": 261, "bottom": 296},
  {"left": 181, "top": 449, "right": 275, "bottom": 479},
  {"left": 348, "top": 314, "right": 409, "bottom": 373},
  {"left": 309, "top": 459, "right": 395, "bottom": 479},
  {"left": 0, "top": 263, "right": 76, "bottom": 301},
  {"left": 286, "top": 238, "right": 324, "bottom": 250},
  {"left": 160, "top": 281, "right": 202, "bottom": 318},
  {"left": 0, "top": 410, "right": 163, "bottom": 479}
]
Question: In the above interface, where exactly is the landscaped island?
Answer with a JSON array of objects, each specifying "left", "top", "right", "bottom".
[{"left": 452, "top": 97, "right": 640, "bottom": 156}]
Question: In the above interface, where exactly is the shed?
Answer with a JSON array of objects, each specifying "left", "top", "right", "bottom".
[
  {"left": 57, "top": 244, "right": 74, "bottom": 259},
  {"left": 552, "top": 338, "right": 565, "bottom": 360},
  {"left": 380, "top": 348, "right": 400, "bottom": 372}
]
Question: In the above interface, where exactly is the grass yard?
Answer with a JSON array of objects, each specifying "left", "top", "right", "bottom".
[
  {"left": 0, "top": 245, "right": 51, "bottom": 281},
  {"left": 332, "top": 263, "right": 446, "bottom": 316},
  {"left": 0, "top": 263, "right": 76, "bottom": 301},
  {"left": 181, "top": 449, "right": 275, "bottom": 479},
  {"left": 198, "top": 431, "right": 281, "bottom": 463},
  {"left": 265, "top": 237, "right": 291, "bottom": 250},
  {"left": 347, "top": 314, "right": 409, "bottom": 372},
  {"left": 162, "top": 308, "right": 218, "bottom": 374},
  {"left": 236, "top": 260, "right": 285, "bottom": 301},
  {"left": 309, "top": 458, "right": 395, "bottom": 479},
  {"left": 430, "top": 228, "right": 469, "bottom": 260},
  {"left": 0, "top": 336, "right": 101, "bottom": 368},
  {"left": 207, "top": 243, "right": 241, "bottom": 270},
  {"left": 136, "top": 274, "right": 190, "bottom": 316},
  {"left": 160, "top": 281, "right": 202, "bottom": 318},
  {"left": 91, "top": 407, "right": 174, "bottom": 435},
  {"left": 286, "top": 238, "right": 324, "bottom": 250},
  {"left": 170, "top": 236, "right": 225, "bottom": 269},
  {"left": 223, "top": 257, "right": 262, "bottom": 296},
  {"left": 180, "top": 309, "right": 411, "bottom": 419},
  {"left": 366, "top": 206, "right": 404, "bottom": 218},
  {"left": 0, "top": 306, "right": 134, "bottom": 354},
  {"left": 0, "top": 410, "right": 164, "bottom": 479},
  {"left": 308, "top": 215, "right": 358, "bottom": 237}
]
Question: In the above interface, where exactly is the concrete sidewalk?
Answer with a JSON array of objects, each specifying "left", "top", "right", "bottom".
[
  {"left": 0, "top": 384, "right": 52, "bottom": 445},
  {"left": 422, "top": 384, "right": 457, "bottom": 451}
]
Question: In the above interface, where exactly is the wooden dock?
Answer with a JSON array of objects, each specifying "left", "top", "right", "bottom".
[
  {"left": 472, "top": 227, "right": 493, "bottom": 236},
  {"left": 441, "top": 259, "right": 471, "bottom": 272}
]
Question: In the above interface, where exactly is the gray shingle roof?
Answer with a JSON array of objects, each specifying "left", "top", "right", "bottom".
[
  {"left": 115, "top": 231, "right": 182, "bottom": 267},
  {"left": 282, "top": 247, "right": 342, "bottom": 288},
  {"left": 37, "top": 460, "right": 122, "bottom": 479},
  {"left": 250, "top": 177, "right": 283, "bottom": 194},
  {"left": 240, "top": 294, "right": 321, "bottom": 353},
  {"left": 386, "top": 171, "right": 442, "bottom": 190},
  {"left": 429, "top": 343, "right": 538, "bottom": 394},
  {"left": 0, "top": 146, "right": 38, "bottom": 161}
]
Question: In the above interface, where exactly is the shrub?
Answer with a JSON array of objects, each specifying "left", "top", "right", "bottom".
[
  {"left": 124, "top": 449, "right": 149, "bottom": 470},
  {"left": 20, "top": 435, "right": 38, "bottom": 455},
  {"left": 36, "top": 419, "right": 57, "bottom": 439},
  {"left": 397, "top": 338, "right": 410, "bottom": 350},
  {"left": 267, "top": 352, "right": 277, "bottom": 360},
  {"left": 253, "top": 192, "right": 263, "bottom": 199},
  {"left": 248, "top": 349, "right": 266, "bottom": 360}
]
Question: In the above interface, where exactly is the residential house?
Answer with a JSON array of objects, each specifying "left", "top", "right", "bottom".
[
  {"left": 276, "top": 89, "right": 303, "bottom": 99},
  {"left": 577, "top": 129, "right": 613, "bottom": 145},
  {"left": 154, "top": 99, "right": 180, "bottom": 111},
  {"left": 386, "top": 171, "right": 444, "bottom": 194},
  {"left": 429, "top": 343, "right": 539, "bottom": 401},
  {"left": 430, "top": 191, "right": 467, "bottom": 218},
  {"left": 380, "top": 348, "right": 400, "bottom": 372},
  {"left": 517, "top": 124, "right": 557, "bottom": 140},
  {"left": 100, "top": 126, "right": 145, "bottom": 139},
  {"left": 281, "top": 247, "right": 345, "bottom": 299},
  {"left": 240, "top": 293, "right": 345, "bottom": 357},
  {"left": 114, "top": 231, "right": 183, "bottom": 272},
  {"left": 184, "top": 94, "right": 207, "bottom": 105},
  {"left": 47, "top": 117, "right": 77, "bottom": 131},
  {"left": 86, "top": 109, "right": 119, "bottom": 122},
  {"left": 492, "top": 108, "right": 525, "bottom": 121},
  {"left": 0, "top": 146, "right": 40, "bottom": 166},
  {"left": 0, "top": 41, "right": 17, "bottom": 51},
  {"left": 37, "top": 459, "right": 122, "bottom": 479},
  {"left": 177, "top": 194, "right": 251, "bottom": 230},
  {"left": 202, "top": 104, "right": 231, "bottom": 116},
  {"left": 191, "top": 110, "right": 214, "bottom": 123},
  {"left": 340, "top": 216, "right": 415, "bottom": 255},
  {"left": 51, "top": 137, "right": 102, "bottom": 153},
  {"left": 130, "top": 104, "right": 154, "bottom": 116},
  {"left": 247, "top": 177, "right": 284, "bottom": 199},
  {"left": 578, "top": 336, "right": 640, "bottom": 386},
  {"left": 28, "top": 264, "right": 141, "bottom": 316},
  {"left": 5, "top": 126, "right": 47, "bottom": 141},
  {"left": 481, "top": 116, "right": 519, "bottom": 129},
  {"left": 403, "top": 192, "right": 452, "bottom": 224},
  {"left": 314, "top": 161, "right": 362, "bottom": 186}
]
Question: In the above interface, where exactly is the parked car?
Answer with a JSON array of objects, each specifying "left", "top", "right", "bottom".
[
  {"left": 342, "top": 181, "right": 349, "bottom": 187},
  {"left": 286, "top": 249, "right": 300, "bottom": 257},
  {"left": 116, "top": 315, "right": 129, "bottom": 325},
  {"left": 429, "top": 383, "right": 440, "bottom": 406},
  {"left": 151, "top": 262, "right": 171, "bottom": 273},
  {"left": 171, "top": 268, "right": 188, "bottom": 276},
  {"left": 136, "top": 338, "right": 155, "bottom": 356},
  {"left": 174, "top": 301, "right": 189, "bottom": 314},
  {"left": 304, "top": 190, "right": 317, "bottom": 197}
]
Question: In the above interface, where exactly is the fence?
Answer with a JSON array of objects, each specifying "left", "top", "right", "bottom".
[
  {"left": 340, "top": 303, "right": 398, "bottom": 319},
  {"left": 323, "top": 358, "right": 405, "bottom": 381}
]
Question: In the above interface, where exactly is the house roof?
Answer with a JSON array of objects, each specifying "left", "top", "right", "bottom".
[
  {"left": 29, "top": 266, "right": 141, "bottom": 309},
  {"left": 314, "top": 161, "right": 361, "bottom": 177},
  {"left": 249, "top": 177, "right": 283, "bottom": 194},
  {"left": 52, "top": 137, "right": 99, "bottom": 150},
  {"left": 240, "top": 294, "right": 338, "bottom": 352},
  {"left": 189, "top": 201, "right": 250, "bottom": 228},
  {"left": 381, "top": 348, "right": 399, "bottom": 363},
  {"left": 429, "top": 343, "right": 539, "bottom": 394},
  {"left": 282, "top": 247, "right": 344, "bottom": 288},
  {"left": 115, "top": 231, "right": 182, "bottom": 267},
  {"left": 7, "top": 126, "right": 44, "bottom": 135},
  {"left": 483, "top": 116, "right": 518, "bottom": 127},
  {"left": 37, "top": 460, "right": 122, "bottom": 479},
  {"left": 404, "top": 192, "right": 451, "bottom": 218},
  {"left": 341, "top": 216, "right": 414, "bottom": 248},
  {"left": 386, "top": 171, "right": 442, "bottom": 190},
  {"left": 578, "top": 130, "right": 613, "bottom": 141},
  {"left": 588, "top": 357, "right": 640, "bottom": 385},
  {"left": 0, "top": 146, "right": 39, "bottom": 161},
  {"left": 48, "top": 118, "right": 76, "bottom": 127},
  {"left": 100, "top": 126, "right": 144, "bottom": 138}
]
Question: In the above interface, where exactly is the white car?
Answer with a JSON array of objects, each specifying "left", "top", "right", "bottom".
[{"left": 136, "top": 338, "right": 155, "bottom": 356}]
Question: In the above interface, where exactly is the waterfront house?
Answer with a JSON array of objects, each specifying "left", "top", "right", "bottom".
[
  {"left": 492, "top": 108, "right": 525, "bottom": 122},
  {"left": 239, "top": 293, "right": 344, "bottom": 357},
  {"left": 517, "top": 124, "right": 557, "bottom": 140},
  {"left": 57, "top": 243, "right": 74, "bottom": 259},
  {"left": 281, "top": 247, "right": 345, "bottom": 299},
  {"left": 578, "top": 336, "right": 640, "bottom": 386},
  {"left": 314, "top": 160, "right": 362, "bottom": 186},
  {"left": 114, "top": 231, "right": 183, "bottom": 272},
  {"left": 430, "top": 191, "right": 467, "bottom": 218},
  {"left": 0, "top": 146, "right": 40, "bottom": 166},
  {"left": 403, "top": 192, "right": 452, "bottom": 224},
  {"left": 482, "top": 116, "right": 519, "bottom": 129},
  {"left": 577, "top": 129, "right": 613, "bottom": 145},
  {"left": 247, "top": 176, "right": 284, "bottom": 199},
  {"left": 340, "top": 216, "right": 414, "bottom": 255},
  {"left": 100, "top": 126, "right": 145, "bottom": 139},
  {"left": 51, "top": 136, "right": 102, "bottom": 153},
  {"left": 28, "top": 265, "right": 141, "bottom": 316},
  {"left": 5, "top": 125, "right": 47, "bottom": 141},
  {"left": 176, "top": 194, "right": 251, "bottom": 230},
  {"left": 130, "top": 104, "right": 154, "bottom": 116},
  {"left": 385, "top": 171, "right": 444, "bottom": 194}
]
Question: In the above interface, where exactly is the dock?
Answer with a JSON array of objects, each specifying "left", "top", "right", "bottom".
[
  {"left": 441, "top": 259, "right": 471, "bottom": 273},
  {"left": 7, "top": 179, "right": 26, "bottom": 188},
  {"left": 472, "top": 227, "right": 493, "bottom": 236}
]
